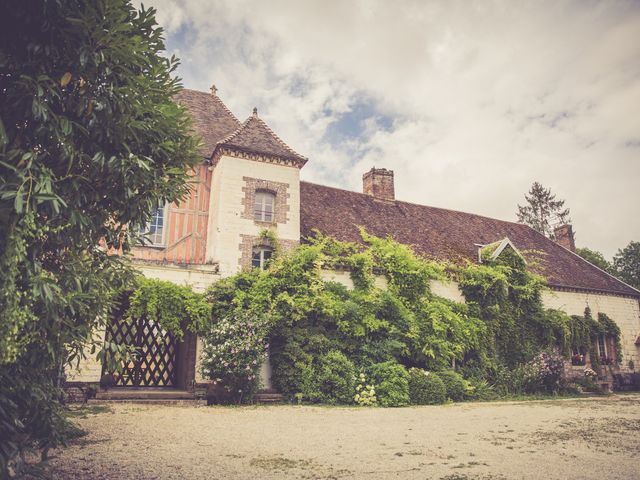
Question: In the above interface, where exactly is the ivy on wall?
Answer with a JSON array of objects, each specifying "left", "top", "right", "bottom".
[
  {"left": 126, "top": 277, "right": 211, "bottom": 338},
  {"left": 201, "top": 230, "right": 622, "bottom": 400}
]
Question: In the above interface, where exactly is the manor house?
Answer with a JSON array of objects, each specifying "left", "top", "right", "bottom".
[{"left": 69, "top": 87, "right": 640, "bottom": 397}]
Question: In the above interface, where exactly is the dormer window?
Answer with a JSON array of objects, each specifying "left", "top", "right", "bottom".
[
  {"left": 252, "top": 246, "right": 272, "bottom": 270},
  {"left": 254, "top": 191, "right": 275, "bottom": 222}
]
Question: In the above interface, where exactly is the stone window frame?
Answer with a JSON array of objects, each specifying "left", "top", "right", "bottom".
[
  {"left": 241, "top": 177, "right": 290, "bottom": 225},
  {"left": 239, "top": 234, "right": 299, "bottom": 270},
  {"left": 251, "top": 246, "right": 273, "bottom": 270}
]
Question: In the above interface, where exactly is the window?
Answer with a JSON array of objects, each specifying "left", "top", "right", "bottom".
[
  {"left": 252, "top": 247, "right": 272, "bottom": 270},
  {"left": 571, "top": 346, "right": 586, "bottom": 366},
  {"left": 254, "top": 191, "right": 275, "bottom": 222},
  {"left": 140, "top": 206, "right": 166, "bottom": 246},
  {"left": 598, "top": 334, "right": 607, "bottom": 359}
]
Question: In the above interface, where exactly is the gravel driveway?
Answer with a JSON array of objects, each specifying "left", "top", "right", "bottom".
[{"left": 48, "top": 394, "right": 640, "bottom": 480}]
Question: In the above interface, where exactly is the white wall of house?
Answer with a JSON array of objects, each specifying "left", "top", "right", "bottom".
[
  {"left": 206, "top": 154, "right": 301, "bottom": 277},
  {"left": 136, "top": 262, "right": 220, "bottom": 294},
  {"left": 320, "top": 269, "right": 388, "bottom": 290}
]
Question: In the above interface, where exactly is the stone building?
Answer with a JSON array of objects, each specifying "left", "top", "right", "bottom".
[{"left": 67, "top": 87, "right": 640, "bottom": 396}]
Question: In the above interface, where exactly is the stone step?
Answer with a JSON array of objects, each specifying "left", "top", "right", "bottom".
[
  {"left": 95, "top": 388, "right": 195, "bottom": 401},
  {"left": 255, "top": 392, "right": 285, "bottom": 404}
]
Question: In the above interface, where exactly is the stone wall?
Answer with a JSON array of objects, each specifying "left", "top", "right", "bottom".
[{"left": 542, "top": 289, "right": 640, "bottom": 373}]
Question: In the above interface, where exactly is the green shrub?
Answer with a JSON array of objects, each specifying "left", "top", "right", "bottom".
[
  {"left": 465, "top": 377, "right": 497, "bottom": 401},
  {"left": 368, "top": 361, "right": 410, "bottom": 407},
  {"left": 408, "top": 368, "right": 446, "bottom": 405},
  {"left": 438, "top": 370, "right": 467, "bottom": 401},
  {"left": 312, "top": 350, "right": 356, "bottom": 404}
]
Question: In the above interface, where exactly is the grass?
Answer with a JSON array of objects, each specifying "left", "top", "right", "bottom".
[{"left": 65, "top": 404, "right": 113, "bottom": 418}]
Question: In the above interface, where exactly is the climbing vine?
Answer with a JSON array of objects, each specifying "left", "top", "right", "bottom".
[
  {"left": 127, "top": 277, "right": 211, "bottom": 338},
  {"left": 204, "top": 230, "right": 622, "bottom": 401}
]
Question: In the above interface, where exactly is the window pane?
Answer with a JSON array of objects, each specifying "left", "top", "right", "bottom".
[
  {"left": 251, "top": 251, "right": 261, "bottom": 269},
  {"left": 139, "top": 206, "right": 166, "bottom": 245},
  {"left": 254, "top": 191, "right": 275, "bottom": 222}
]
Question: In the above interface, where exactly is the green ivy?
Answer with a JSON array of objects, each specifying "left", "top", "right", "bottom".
[
  {"left": 127, "top": 277, "right": 211, "bottom": 338},
  {"left": 204, "top": 230, "right": 622, "bottom": 402}
]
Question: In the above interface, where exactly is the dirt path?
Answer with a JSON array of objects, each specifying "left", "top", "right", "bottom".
[{"left": 48, "top": 394, "right": 640, "bottom": 480}]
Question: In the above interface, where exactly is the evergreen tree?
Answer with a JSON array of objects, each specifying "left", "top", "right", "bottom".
[
  {"left": 613, "top": 241, "right": 640, "bottom": 290},
  {"left": 516, "top": 182, "right": 570, "bottom": 237}
]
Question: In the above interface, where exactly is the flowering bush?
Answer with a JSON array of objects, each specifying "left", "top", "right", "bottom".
[
  {"left": 524, "top": 350, "right": 565, "bottom": 393},
  {"left": 584, "top": 367, "right": 597, "bottom": 379},
  {"left": 200, "top": 311, "right": 269, "bottom": 404},
  {"left": 354, "top": 373, "right": 377, "bottom": 406}
]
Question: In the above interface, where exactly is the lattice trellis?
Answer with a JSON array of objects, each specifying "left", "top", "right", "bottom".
[{"left": 103, "top": 316, "right": 177, "bottom": 387}]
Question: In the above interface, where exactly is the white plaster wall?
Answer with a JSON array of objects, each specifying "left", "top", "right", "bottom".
[
  {"left": 430, "top": 279, "right": 466, "bottom": 303},
  {"left": 319, "top": 269, "right": 387, "bottom": 290},
  {"left": 542, "top": 290, "right": 640, "bottom": 372},
  {"left": 135, "top": 262, "right": 220, "bottom": 293},
  {"left": 207, "top": 155, "right": 301, "bottom": 277}
]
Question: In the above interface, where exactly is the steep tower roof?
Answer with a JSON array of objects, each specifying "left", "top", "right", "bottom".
[
  {"left": 212, "top": 109, "right": 308, "bottom": 167},
  {"left": 174, "top": 88, "right": 241, "bottom": 157}
]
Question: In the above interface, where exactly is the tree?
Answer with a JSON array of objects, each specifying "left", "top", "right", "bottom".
[
  {"left": 613, "top": 241, "right": 640, "bottom": 290},
  {"left": 0, "top": 0, "right": 198, "bottom": 473},
  {"left": 575, "top": 247, "right": 614, "bottom": 274},
  {"left": 516, "top": 182, "right": 570, "bottom": 237}
]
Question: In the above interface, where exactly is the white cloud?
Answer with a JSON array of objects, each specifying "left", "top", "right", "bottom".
[{"left": 149, "top": 0, "right": 640, "bottom": 257}]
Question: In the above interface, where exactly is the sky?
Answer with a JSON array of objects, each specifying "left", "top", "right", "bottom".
[{"left": 148, "top": 0, "right": 639, "bottom": 258}]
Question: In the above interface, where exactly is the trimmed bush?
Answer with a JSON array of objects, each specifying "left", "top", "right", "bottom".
[
  {"left": 313, "top": 350, "right": 357, "bottom": 404},
  {"left": 408, "top": 368, "right": 446, "bottom": 405},
  {"left": 438, "top": 370, "right": 467, "bottom": 401},
  {"left": 368, "top": 361, "right": 410, "bottom": 407}
]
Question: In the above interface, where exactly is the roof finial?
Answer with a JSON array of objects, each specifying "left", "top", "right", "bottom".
[
  {"left": 210, "top": 84, "right": 218, "bottom": 96},
  {"left": 252, "top": 107, "right": 258, "bottom": 116}
]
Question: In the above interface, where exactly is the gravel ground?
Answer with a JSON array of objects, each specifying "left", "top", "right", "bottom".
[{"left": 47, "top": 394, "right": 640, "bottom": 480}]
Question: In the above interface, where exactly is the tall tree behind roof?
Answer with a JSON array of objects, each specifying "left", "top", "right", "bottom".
[
  {"left": 516, "top": 181, "right": 571, "bottom": 238},
  {"left": 613, "top": 241, "right": 640, "bottom": 290}
]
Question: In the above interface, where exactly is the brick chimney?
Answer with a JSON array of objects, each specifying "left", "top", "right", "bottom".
[
  {"left": 553, "top": 224, "right": 576, "bottom": 252},
  {"left": 363, "top": 168, "right": 395, "bottom": 202}
]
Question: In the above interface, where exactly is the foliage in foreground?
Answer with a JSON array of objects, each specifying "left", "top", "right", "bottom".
[
  {"left": 0, "top": 0, "right": 198, "bottom": 474},
  {"left": 204, "top": 230, "right": 622, "bottom": 406}
]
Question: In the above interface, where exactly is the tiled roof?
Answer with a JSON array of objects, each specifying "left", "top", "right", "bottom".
[
  {"left": 300, "top": 181, "right": 640, "bottom": 297},
  {"left": 174, "top": 89, "right": 241, "bottom": 157},
  {"left": 214, "top": 113, "right": 308, "bottom": 166}
]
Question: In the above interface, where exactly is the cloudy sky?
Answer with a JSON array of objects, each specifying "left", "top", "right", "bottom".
[{"left": 148, "top": 0, "right": 639, "bottom": 258}]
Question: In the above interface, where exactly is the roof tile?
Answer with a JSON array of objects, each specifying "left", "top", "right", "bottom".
[
  {"left": 215, "top": 114, "right": 307, "bottom": 165},
  {"left": 300, "top": 181, "right": 639, "bottom": 297},
  {"left": 174, "top": 89, "right": 241, "bottom": 157}
]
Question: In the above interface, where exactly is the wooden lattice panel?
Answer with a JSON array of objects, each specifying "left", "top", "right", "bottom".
[{"left": 104, "top": 316, "right": 177, "bottom": 387}]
